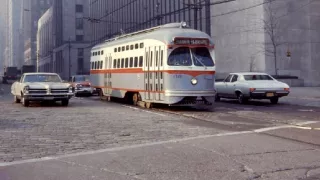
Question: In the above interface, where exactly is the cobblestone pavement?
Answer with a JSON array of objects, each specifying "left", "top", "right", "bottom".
[{"left": 1, "top": 84, "right": 320, "bottom": 163}]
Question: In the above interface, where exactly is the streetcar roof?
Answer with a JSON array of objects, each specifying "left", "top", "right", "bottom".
[{"left": 91, "top": 23, "right": 214, "bottom": 50}]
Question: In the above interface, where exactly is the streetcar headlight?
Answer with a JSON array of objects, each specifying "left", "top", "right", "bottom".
[{"left": 191, "top": 78, "right": 198, "bottom": 85}]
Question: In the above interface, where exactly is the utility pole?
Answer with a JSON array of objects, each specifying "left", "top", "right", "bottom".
[{"left": 68, "top": 37, "right": 71, "bottom": 81}]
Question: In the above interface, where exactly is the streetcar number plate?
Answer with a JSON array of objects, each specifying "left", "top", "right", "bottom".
[{"left": 266, "top": 93, "right": 274, "bottom": 97}]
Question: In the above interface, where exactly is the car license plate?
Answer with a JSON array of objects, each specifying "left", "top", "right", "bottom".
[
  {"left": 44, "top": 97, "right": 54, "bottom": 100},
  {"left": 266, "top": 93, "right": 274, "bottom": 97}
]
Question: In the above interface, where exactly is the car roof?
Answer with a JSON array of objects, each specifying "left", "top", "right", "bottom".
[
  {"left": 230, "top": 72, "right": 269, "bottom": 76},
  {"left": 23, "top": 73, "right": 59, "bottom": 75}
]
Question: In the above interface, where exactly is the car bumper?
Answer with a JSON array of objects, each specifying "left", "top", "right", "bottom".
[
  {"left": 165, "top": 90, "right": 216, "bottom": 97},
  {"left": 249, "top": 91, "right": 290, "bottom": 99},
  {"left": 75, "top": 88, "right": 93, "bottom": 94},
  {"left": 24, "top": 93, "right": 74, "bottom": 101}
]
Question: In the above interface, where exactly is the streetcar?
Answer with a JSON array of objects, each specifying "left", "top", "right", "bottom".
[{"left": 90, "top": 22, "right": 216, "bottom": 108}]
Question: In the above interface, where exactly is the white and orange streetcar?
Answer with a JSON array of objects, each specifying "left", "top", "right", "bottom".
[{"left": 90, "top": 22, "right": 216, "bottom": 108}]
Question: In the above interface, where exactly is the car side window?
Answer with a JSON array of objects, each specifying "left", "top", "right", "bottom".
[
  {"left": 224, "top": 75, "right": 233, "bottom": 82},
  {"left": 231, "top": 75, "right": 238, "bottom": 82}
]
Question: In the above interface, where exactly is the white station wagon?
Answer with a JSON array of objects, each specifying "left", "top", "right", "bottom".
[
  {"left": 11, "top": 73, "right": 74, "bottom": 107},
  {"left": 215, "top": 72, "right": 290, "bottom": 104}
]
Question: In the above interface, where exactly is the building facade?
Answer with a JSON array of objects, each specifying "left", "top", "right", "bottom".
[
  {"left": 89, "top": 0, "right": 212, "bottom": 46},
  {"left": 8, "top": 0, "right": 24, "bottom": 68},
  {"left": 37, "top": 0, "right": 90, "bottom": 80},
  {"left": 211, "top": 0, "right": 320, "bottom": 86},
  {"left": 23, "top": 0, "right": 53, "bottom": 66}
]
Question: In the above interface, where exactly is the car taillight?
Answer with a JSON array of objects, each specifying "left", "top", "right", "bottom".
[
  {"left": 284, "top": 88, "right": 290, "bottom": 91},
  {"left": 249, "top": 88, "right": 256, "bottom": 92}
]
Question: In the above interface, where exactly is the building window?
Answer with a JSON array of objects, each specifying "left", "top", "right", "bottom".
[
  {"left": 76, "top": 18, "right": 83, "bottom": 29},
  {"left": 76, "top": 5, "right": 83, "bottom": 13},
  {"left": 78, "top": 58, "right": 84, "bottom": 73},
  {"left": 78, "top": 48, "right": 84, "bottom": 56},
  {"left": 76, "top": 35, "right": 83, "bottom": 41}
]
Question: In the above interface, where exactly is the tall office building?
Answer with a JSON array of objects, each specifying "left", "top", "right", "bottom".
[
  {"left": 89, "top": 0, "right": 212, "bottom": 46},
  {"left": 37, "top": 0, "right": 90, "bottom": 80},
  {"left": 211, "top": 0, "right": 320, "bottom": 86},
  {"left": 8, "top": 0, "right": 23, "bottom": 68},
  {"left": 23, "top": 0, "right": 53, "bottom": 66}
]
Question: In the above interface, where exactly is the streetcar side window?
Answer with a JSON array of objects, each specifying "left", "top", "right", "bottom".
[
  {"left": 98, "top": 51, "right": 100, "bottom": 55},
  {"left": 139, "top": 56, "right": 143, "bottom": 67},
  {"left": 135, "top": 44, "right": 138, "bottom": 49},
  {"left": 125, "top": 58, "right": 129, "bottom": 68},
  {"left": 155, "top": 51, "right": 159, "bottom": 67},
  {"left": 160, "top": 50, "right": 163, "bottom": 66},
  {"left": 130, "top": 45, "right": 134, "bottom": 50},
  {"left": 94, "top": 61, "right": 97, "bottom": 69},
  {"left": 140, "top": 43, "right": 144, "bottom": 48},
  {"left": 121, "top": 58, "right": 124, "bottom": 68},
  {"left": 101, "top": 51, "right": 104, "bottom": 55},
  {"left": 126, "top": 45, "right": 129, "bottom": 50},
  {"left": 117, "top": 59, "right": 120, "bottom": 68},
  {"left": 129, "top": 57, "right": 133, "bottom": 67},
  {"left": 114, "top": 48, "right": 117, "bottom": 52},
  {"left": 118, "top": 47, "right": 121, "bottom": 52},
  {"left": 92, "top": 52, "right": 94, "bottom": 56},
  {"left": 91, "top": 62, "right": 94, "bottom": 69},
  {"left": 134, "top": 57, "right": 138, "bottom": 67},
  {"left": 100, "top": 61, "right": 103, "bottom": 69},
  {"left": 122, "top": 46, "right": 125, "bottom": 51},
  {"left": 113, "top": 59, "right": 116, "bottom": 68},
  {"left": 150, "top": 51, "right": 153, "bottom": 66}
]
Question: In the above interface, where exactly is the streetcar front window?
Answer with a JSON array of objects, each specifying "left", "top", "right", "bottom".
[
  {"left": 168, "top": 47, "right": 192, "bottom": 66},
  {"left": 191, "top": 47, "right": 214, "bottom": 67}
]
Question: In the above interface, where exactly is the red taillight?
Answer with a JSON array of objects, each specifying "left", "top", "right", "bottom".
[
  {"left": 284, "top": 88, "right": 290, "bottom": 91},
  {"left": 249, "top": 88, "right": 256, "bottom": 92}
]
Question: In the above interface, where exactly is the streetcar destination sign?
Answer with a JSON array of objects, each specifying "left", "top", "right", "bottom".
[{"left": 173, "top": 38, "right": 209, "bottom": 45}]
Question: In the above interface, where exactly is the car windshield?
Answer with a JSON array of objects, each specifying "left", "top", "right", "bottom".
[
  {"left": 23, "top": 74, "right": 62, "bottom": 83},
  {"left": 168, "top": 47, "right": 214, "bottom": 66},
  {"left": 243, "top": 74, "right": 274, "bottom": 80},
  {"left": 74, "top": 76, "right": 89, "bottom": 82}
]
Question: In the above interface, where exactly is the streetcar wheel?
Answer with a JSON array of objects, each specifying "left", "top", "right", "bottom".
[
  {"left": 133, "top": 93, "right": 138, "bottom": 106},
  {"left": 145, "top": 102, "right": 152, "bottom": 109}
]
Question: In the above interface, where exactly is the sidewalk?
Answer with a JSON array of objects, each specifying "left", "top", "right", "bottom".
[
  {"left": 1, "top": 129, "right": 320, "bottom": 180},
  {"left": 281, "top": 87, "right": 320, "bottom": 108}
]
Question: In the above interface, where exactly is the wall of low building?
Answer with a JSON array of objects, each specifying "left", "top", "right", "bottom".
[{"left": 211, "top": 0, "right": 266, "bottom": 80}]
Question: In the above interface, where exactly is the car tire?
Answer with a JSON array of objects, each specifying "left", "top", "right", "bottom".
[
  {"left": 214, "top": 94, "right": 221, "bottom": 102},
  {"left": 21, "top": 96, "right": 30, "bottom": 107},
  {"left": 238, "top": 93, "right": 248, "bottom": 104},
  {"left": 270, "top": 97, "right": 279, "bottom": 104},
  {"left": 14, "top": 96, "right": 21, "bottom": 103},
  {"left": 61, "top": 99, "right": 69, "bottom": 106}
]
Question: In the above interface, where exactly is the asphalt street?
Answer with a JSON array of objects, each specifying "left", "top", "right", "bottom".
[{"left": 1, "top": 83, "right": 320, "bottom": 180}]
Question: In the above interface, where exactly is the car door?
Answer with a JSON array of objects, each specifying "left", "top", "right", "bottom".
[
  {"left": 220, "top": 74, "right": 233, "bottom": 97},
  {"left": 228, "top": 74, "right": 239, "bottom": 97}
]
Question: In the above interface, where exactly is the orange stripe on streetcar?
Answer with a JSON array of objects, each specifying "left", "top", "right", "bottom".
[
  {"left": 90, "top": 69, "right": 215, "bottom": 77},
  {"left": 92, "top": 86, "right": 165, "bottom": 94}
]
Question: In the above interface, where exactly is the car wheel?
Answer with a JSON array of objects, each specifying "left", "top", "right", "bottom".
[
  {"left": 61, "top": 99, "right": 69, "bottom": 106},
  {"left": 14, "top": 95, "right": 21, "bottom": 103},
  {"left": 238, "top": 93, "right": 248, "bottom": 104},
  {"left": 270, "top": 97, "right": 279, "bottom": 104},
  {"left": 21, "top": 96, "right": 30, "bottom": 107},
  {"left": 214, "top": 94, "right": 221, "bottom": 102}
]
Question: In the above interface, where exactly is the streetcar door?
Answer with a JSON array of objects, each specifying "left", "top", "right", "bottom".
[
  {"left": 154, "top": 46, "right": 161, "bottom": 101},
  {"left": 144, "top": 48, "right": 150, "bottom": 100},
  {"left": 145, "top": 47, "right": 155, "bottom": 101},
  {"left": 104, "top": 55, "right": 109, "bottom": 95},
  {"left": 108, "top": 56, "right": 112, "bottom": 95},
  {"left": 159, "top": 46, "right": 165, "bottom": 101}
]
